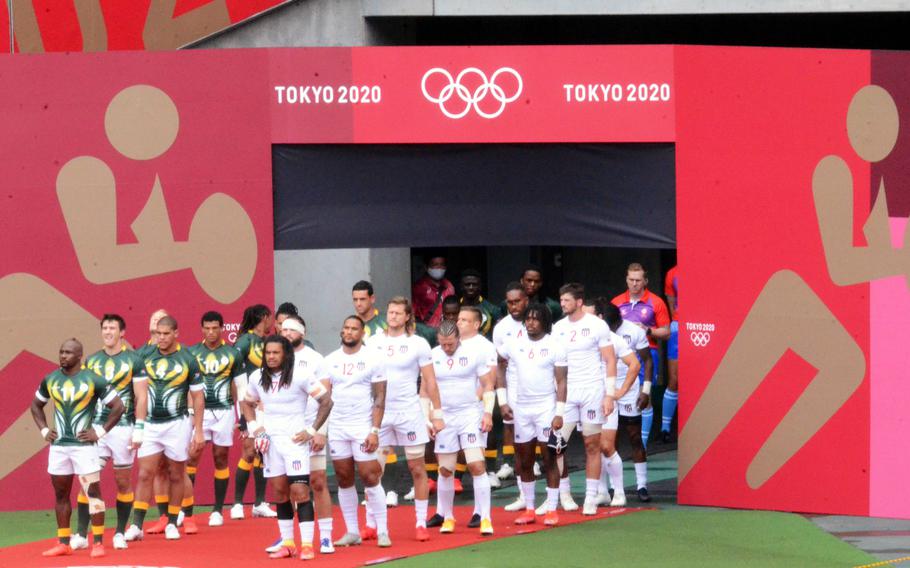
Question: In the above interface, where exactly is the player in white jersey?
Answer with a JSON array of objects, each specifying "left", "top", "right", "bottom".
[
  {"left": 242, "top": 335, "right": 333, "bottom": 561},
  {"left": 325, "top": 316, "right": 391, "bottom": 548},
  {"left": 552, "top": 283, "right": 619, "bottom": 515},
  {"left": 429, "top": 321, "right": 496, "bottom": 535},
  {"left": 279, "top": 315, "right": 336, "bottom": 554},
  {"left": 366, "top": 296, "right": 445, "bottom": 542},
  {"left": 498, "top": 303, "right": 568, "bottom": 527},
  {"left": 492, "top": 283, "right": 532, "bottom": 511},
  {"left": 455, "top": 306, "right": 500, "bottom": 527},
  {"left": 600, "top": 302, "right": 653, "bottom": 504}
]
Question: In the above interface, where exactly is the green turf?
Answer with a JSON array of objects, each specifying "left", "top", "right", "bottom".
[{"left": 387, "top": 508, "right": 878, "bottom": 568}]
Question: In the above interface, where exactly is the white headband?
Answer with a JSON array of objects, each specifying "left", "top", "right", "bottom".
[{"left": 281, "top": 319, "right": 306, "bottom": 335}]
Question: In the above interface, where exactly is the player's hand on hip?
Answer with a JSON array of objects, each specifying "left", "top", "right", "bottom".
[
  {"left": 76, "top": 429, "right": 99, "bottom": 443},
  {"left": 480, "top": 413, "right": 493, "bottom": 433},
  {"left": 44, "top": 429, "right": 58, "bottom": 443}
]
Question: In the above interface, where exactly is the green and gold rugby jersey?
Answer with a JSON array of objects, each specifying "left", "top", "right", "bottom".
[
  {"left": 415, "top": 322, "right": 438, "bottom": 348},
  {"left": 142, "top": 345, "right": 204, "bottom": 423},
  {"left": 188, "top": 341, "right": 244, "bottom": 410},
  {"left": 85, "top": 345, "right": 146, "bottom": 427},
  {"left": 36, "top": 369, "right": 116, "bottom": 446},
  {"left": 233, "top": 331, "right": 264, "bottom": 377},
  {"left": 462, "top": 296, "right": 501, "bottom": 340},
  {"left": 135, "top": 338, "right": 158, "bottom": 360},
  {"left": 363, "top": 310, "right": 388, "bottom": 341}
]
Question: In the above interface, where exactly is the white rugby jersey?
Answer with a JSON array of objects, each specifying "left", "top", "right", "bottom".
[
  {"left": 248, "top": 364, "right": 322, "bottom": 436},
  {"left": 289, "top": 346, "right": 330, "bottom": 424},
  {"left": 497, "top": 333, "right": 567, "bottom": 404},
  {"left": 324, "top": 345, "right": 385, "bottom": 427},
  {"left": 460, "top": 334, "right": 497, "bottom": 369},
  {"left": 493, "top": 316, "right": 526, "bottom": 386},
  {"left": 431, "top": 343, "right": 488, "bottom": 412},
  {"left": 552, "top": 313, "right": 611, "bottom": 388},
  {"left": 368, "top": 331, "right": 432, "bottom": 412},
  {"left": 613, "top": 321, "right": 648, "bottom": 406}
]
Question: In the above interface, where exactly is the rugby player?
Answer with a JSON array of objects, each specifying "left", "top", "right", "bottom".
[
  {"left": 662, "top": 265, "right": 679, "bottom": 443},
  {"left": 125, "top": 316, "right": 205, "bottom": 542},
  {"left": 75, "top": 315, "right": 146, "bottom": 550},
  {"left": 326, "top": 316, "right": 391, "bottom": 548},
  {"left": 497, "top": 304, "right": 568, "bottom": 526},
  {"left": 186, "top": 311, "right": 245, "bottom": 528},
  {"left": 612, "top": 263, "right": 670, "bottom": 449},
  {"left": 430, "top": 321, "right": 495, "bottom": 535},
  {"left": 231, "top": 304, "right": 276, "bottom": 520},
  {"left": 367, "top": 296, "right": 445, "bottom": 542},
  {"left": 242, "top": 335, "right": 333, "bottom": 560},
  {"left": 597, "top": 302, "right": 645, "bottom": 506},
  {"left": 280, "top": 315, "right": 336, "bottom": 554},
  {"left": 31, "top": 339, "right": 125, "bottom": 558},
  {"left": 517, "top": 265, "right": 562, "bottom": 321},
  {"left": 552, "top": 283, "right": 619, "bottom": 515},
  {"left": 353, "top": 280, "right": 388, "bottom": 340}
]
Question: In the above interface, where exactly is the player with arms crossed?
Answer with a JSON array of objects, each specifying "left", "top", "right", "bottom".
[
  {"left": 552, "top": 283, "right": 619, "bottom": 515},
  {"left": 497, "top": 304, "right": 568, "bottom": 526},
  {"left": 242, "top": 335, "right": 333, "bottom": 560},
  {"left": 326, "top": 316, "right": 391, "bottom": 548},
  {"left": 430, "top": 321, "right": 496, "bottom": 535},
  {"left": 125, "top": 316, "right": 205, "bottom": 542},
  {"left": 185, "top": 311, "right": 245, "bottom": 529},
  {"left": 367, "top": 296, "right": 446, "bottom": 542},
  {"left": 32, "top": 338, "right": 125, "bottom": 558}
]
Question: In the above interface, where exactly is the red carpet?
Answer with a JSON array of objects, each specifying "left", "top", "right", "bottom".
[{"left": 1, "top": 505, "right": 652, "bottom": 567}]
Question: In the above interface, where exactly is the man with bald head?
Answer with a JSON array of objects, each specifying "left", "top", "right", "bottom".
[{"left": 31, "top": 339, "right": 125, "bottom": 558}]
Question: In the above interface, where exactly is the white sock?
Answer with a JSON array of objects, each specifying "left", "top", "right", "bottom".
[
  {"left": 318, "top": 517, "right": 332, "bottom": 541},
  {"left": 559, "top": 477, "right": 571, "bottom": 495},
  {"left": 472, "top": 474, "right": 491, "bottom": 521},
  {"left": 599, "top": 455, "right": 610, "bottom": 494},
  {"left": 337, "top": 486, "right": 359, "bottom": 536},
  {"left": 278, "top": 518, "right": 295, "bottom": 543},
  {"left": 634, "top": 462, "right": 648, "bottom": 490},
  {"left": 299, "top": 520, "right": 315, "bottom": 545},
  {"left": 546, "top": 487, "right": 559, "bottom": 512},
  {"left": 415, "top": 498, "right": 428, "bottom": 528},
  {"left": 521, "top": 481, "right": 536, "bottom": 511},
  {"left": 365, "top": 485, "right": 388, "bottom": 533},
  {"left": 437, "top": 475, "right": 454, "bottom": 519},
  {"left": 585, "top": 478, "right": 598, "bottom": 499},
  {"left": 365, "top": 483, "right": 378, "bottom": 528},
  {"left": 607, "top": 453, "right": 624, "bottom": 494}
]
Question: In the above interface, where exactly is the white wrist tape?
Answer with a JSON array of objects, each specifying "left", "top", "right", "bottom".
[
  {"left": 40, "top": 427, "right": 50, "bottom": 440},
  {"left": 370, "top": 426, "right": 381, "bottom": 435},
  {"left": 92, "top": 424, "right": 107, "bottom": 439},
  {"left": 496, "top": 387, "right": 508, "bottom": 406},
  {"left": 555, "top": 401, "right": 566, "bottom": 417},
  {"left": 420, "top": 397, "right": 432, "bottom": 420},
  {"left": 642, "top": 381, "right": 652, "bottom": 395},
  {"left": 304, "top": 426, "right": 317, "bottom": 437},
  {"left": 605, "top": 377, "right": 616, "bottom": 397},
  {"left": 431, "top": 408, "right": 444, "bottom": 420},
  {"left": 317, "top": 420, "right": 328, "bottom": 435},
  {"left": 131, "top": 428, "right": 144, "bottom": 445},
  {"left": 482, "top": 391, "right": 495, "bottom": 414}
]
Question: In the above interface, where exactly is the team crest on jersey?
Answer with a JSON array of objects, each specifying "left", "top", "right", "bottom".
[
  {"left": 587, "top": 409, "right": 596, "bottom": 420},
  {"left": 540, "top": 349, "right": 549, "bottom": 357},
  {"left": 407, "top": 431, "right": 417, "bottom": 442},
  {"left": 292, "top": 460, "right": 302, "bottom": 471},
  {"left": 357, "top": 361, "right": 366, "bottom": 371},
  {"left": 459, "top": 356, "right": 468, "bottom": 366},
  {"left": 399, "top": 345, "right": 409, "bottom": 354},
  {"left": 467, "top": 433, "right": 476, "bottom": 444},
  {"left": 581, "top": 328, "right": 590, "bottom": 337},
  {"left": 623, "top": 335, "right": 632, "bottom": 345},
  {"left": 359, "top": 443, "right": 367, "bottom": 453},
  {"left": 542, "top": 427, "right": 551, "bottom": 438}
]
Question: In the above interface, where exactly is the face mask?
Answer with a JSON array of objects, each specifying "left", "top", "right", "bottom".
[{"left": 428, "top": 268, "right": 446, "bottom": 280}]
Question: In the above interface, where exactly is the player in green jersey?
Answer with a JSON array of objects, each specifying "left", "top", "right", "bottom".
[
  {"left": 230, "top": 304, "right": 276, "bottom": 520},
  {"left": 186, "top": 311, "right": 245, "bottom": 528},
  {"left": 459, "top": 269, "right": 501, "bottom": 340},
  {"left": 352, "top": 280, "right": 388, "bottom": 340},
  {"left": 125, "top": 316, "right": 205, "bottom": 542},
  {"left": 71, "top": 314, "right": 146, "bottom": 551},
  {"left": 31, "top": 338, "right": 125, "bottom": 558}
]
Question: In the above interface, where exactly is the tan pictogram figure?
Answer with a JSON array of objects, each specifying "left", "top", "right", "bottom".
[
  {"left": 0, "top": 85, "right": 258, "bottom": 483},
  {"left": 56, "top": 85, "right": 257, "bottom": 305},
  {"left": 680, "top": 85, "right": 899, "bottom": 489}
]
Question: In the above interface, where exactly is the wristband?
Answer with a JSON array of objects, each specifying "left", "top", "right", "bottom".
[
  {"left": 482, "top": 391, "right": 495, "bottom": 414},
  {"left": 131, "top": 428, "right": 144, "bottom": 444},
  {"left": 92, "top": 424, "right": 107, "bottom": 439},
  {"left": 40, "top": 427, "right": 50, "bottom": 440},
  {"left": 430, "top": 408, "right": 444, "bottom": 420},
  {"left": 247, "top": 420, "right": 260, "bottom": 433},
  {"left": 496, "top": 387, "right": 508, "bottom": 407},
  {"left": 555, "top": 401, "right": 566, "bottom": 417},
  {"left": 420, "top": 397, "right": 432, "bottom": 420},
  {"left": 642, "top": 381, "right": 652, "bottom": 395},
  {"left": 133, "top": 420, "right": 145, "bottom": 430},
  {"left": 187, "top": 407, "right": 195, "bottom": 416},
  {"left": 370, "top": 426, "right": 381, "bottom": 435},
  {"left": 605, "top": 378, "right": 616, "bottom": 397},
  {"left": 304, "top": 426, "right": 317, "bottom": 437}
]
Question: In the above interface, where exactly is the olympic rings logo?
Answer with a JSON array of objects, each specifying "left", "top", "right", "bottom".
[
  {"left": 690, "top": 332, "right": 711, "bottom": 347},
  {"left": 421, "top": 67, "right": 523, "bottom": 119}
]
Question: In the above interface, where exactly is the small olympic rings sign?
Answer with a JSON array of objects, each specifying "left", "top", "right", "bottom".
[
  {"left": 421, "top": 67, "right": 523, "bottom": 119},
  {"left": 690, "top": 332, "right": 711, "bottom": 347}
]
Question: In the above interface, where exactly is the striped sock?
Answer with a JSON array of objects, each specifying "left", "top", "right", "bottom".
[
  {"left": 661, "top": 389, "right": 678, "bottom": 432},
  {"left": 91, "top": 523, "right": 104, "bottom": 544},
  {"left": 76, "top": 493, "right": 90, "bottom": 537},
  {"left": 115, "top": 492, "right": 134, "bottom": 534},
  {"left": 234, "top": 459, "right": 252, "bottom": 504},
  {"left": 57, "top": 527, "right": 71, "bottom": 545},
  {"left": 155, "top": 494, "right": 169, "bottom": 517},
  {"left": 181, "top": 496, "right": 194, "bottom": 517},
  {"left": 213, "top": 468, "right": 230, "bottom": 513},
  {"left": 132, "top": 501, "right": 149, "bottom": 527},
  {"left": 253, "top": 458, "right": 267, "bottom": 506},
  {"left": 641, "top": 407, "right": 654, "bottom": 449},
  {"left": 186, "top": 465, "right": 198, "bottom": 485}
]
